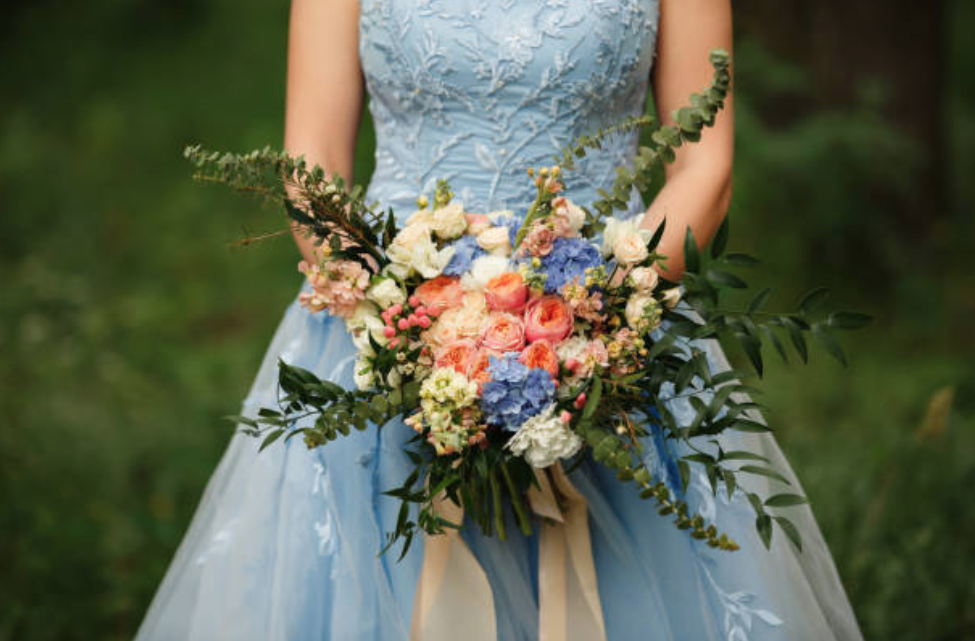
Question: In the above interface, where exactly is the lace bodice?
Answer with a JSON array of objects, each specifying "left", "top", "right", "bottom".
[{"left": 359, "top": 0, "right": 660, "bottom": 221}]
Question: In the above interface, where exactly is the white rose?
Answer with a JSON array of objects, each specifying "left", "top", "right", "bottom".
[
  {"left": 366, "top": 277, "right": 407, "bottom": 308},
  {"left": 460, "top": 254, "right": 511, "bottom": 291},
  {"left": 476, "top": 226, "right": 512, "bottom": 256},
  {"left": 625, "top": 293, "right": 661, "bottom": 334},
  {"left": 555, "top": 198, "right": 586, "bottom": 231},
  {"left": 601, "top": 217, "right": 652, "bottom": 260},
  {"left": 628, "top": 267, "right": 659, "bottom": 292},
  {"left": 388, "top": 231, "right": 455, "bottom": 279},
  {"left": 431, "top": 201, "right": 468, "bottom": 240},
  {"left": 613, "top": 232, "right": 650, "bottom": 265},
  {"left": 353, "top": 355, "right": 375, "bottom": 391},
  {"left": 505, "top": 404, "right": 583, "bottom": 468}
]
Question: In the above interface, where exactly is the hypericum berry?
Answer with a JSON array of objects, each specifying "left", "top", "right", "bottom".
[
  {"left": 397, "top": 318, "right": 409, "bottom": 331},
  {"left": 418, "top": 316, "right": 432, "bottom": 329},
  {"left": 383, "top": 326, "right": 396, "bottom": 339},
  {"left": 574, "top": 393, "right": 587, "bottom": 409},
  {"left": 389, "top": 303, "right": 403, "bottom": 316},
  {"left": 414, "top": 305, "right": 427, "bottom": 316},
  {"left": 408, "top": 295, "right": 421, "bottom": 307}
]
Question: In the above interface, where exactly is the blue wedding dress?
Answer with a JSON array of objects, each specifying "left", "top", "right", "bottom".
[{"left": 136, "top": 1, "right": 863, "bottom": 639}]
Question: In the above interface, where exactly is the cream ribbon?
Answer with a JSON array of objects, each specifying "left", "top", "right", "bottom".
[{"left": 410, "top": 463, "right": 606, "bottom": 641}]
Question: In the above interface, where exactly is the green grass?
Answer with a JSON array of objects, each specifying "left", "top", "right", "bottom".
[{"left": 0, "top": 1, "right": 972, "bottom": 639}]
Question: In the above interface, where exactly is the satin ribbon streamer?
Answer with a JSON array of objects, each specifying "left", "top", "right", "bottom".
[{"left": 410, "top": 463, "right": 606, "bottom": 641}]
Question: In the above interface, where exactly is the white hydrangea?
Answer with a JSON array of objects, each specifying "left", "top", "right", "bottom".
[
  {"left": 461, "top": 254, "right": 511, "bottom": 291},
  {"left": 506, "top": 404, "right": 583, "bottom": 468},
  {"left": 430, "top": 201, "right": 468, "bottom": 240},
  {"left": 366, "top": 277, "right": 407, "bottom": 308}
]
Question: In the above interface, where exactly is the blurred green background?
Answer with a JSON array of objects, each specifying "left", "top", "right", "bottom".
[{"left": 1, "top": 0, "right": 972, "bottom": 639}]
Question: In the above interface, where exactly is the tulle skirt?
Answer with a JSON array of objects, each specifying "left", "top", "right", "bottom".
[{"left": 136, "top": 285, "right": 862, "bottom": 641}]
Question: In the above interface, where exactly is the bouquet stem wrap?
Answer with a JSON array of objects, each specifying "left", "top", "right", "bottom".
[{"left": 410, "top": 463, "right": 606, "bottom": 641}]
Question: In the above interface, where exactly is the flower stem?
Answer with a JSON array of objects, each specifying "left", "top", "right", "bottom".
[{"left": 500, "top": 460, "right": 534, "bottom": 537}]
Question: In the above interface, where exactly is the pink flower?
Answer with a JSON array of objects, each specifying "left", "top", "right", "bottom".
[
  {"left": 413, "top": 275, "right": 464, "bottom": 315},
  {"left": 524, "top": 295, "right": 574, "bottom": 345},
  {"left": 481, "top": 312, "right": 526, "bottom": 352},
  {"left": 520, "top": 222, "right": 557, "bottom": 257},
  {"left": 560, "top": 279, "right": 606, "bottom": 324},
  {"left": 297, "top": 260, "right": 369, "bottom": 319},
  {"left": 484, "top": 272, "right": 529, "bottom": 313},
  {"left": 518, "top": 339, "right": 559, "bottom": 379},
  {"left": 435, "top": 339, "right": 479, "bottom": 375}
]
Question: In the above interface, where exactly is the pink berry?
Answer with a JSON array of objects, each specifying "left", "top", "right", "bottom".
[
  {"left": 408, "top": 295, "right": 421, "bottom": 307},
  {"left": 418, "top": 316, "right": 432, "bottom": 328},
  {"left": 574, "top": 393, "right": 587, "bottom": 409},
  {"left": 415, "top": 305, "right": 427, "bottom": 316},
  {"left": 383, "top": 326, "right": 396, "bottom": 339},
  {"left": 560, "top": 411, "right": 572, "bottom": 424},
  {"left": 389, "top": 303, "right": 403, "bottom": 316},
  {"left": 565, "top": 358, "right": 580, "bottom": 371},
  {"left": 397, "top": 318, "right": 409, "bottom": 331}
]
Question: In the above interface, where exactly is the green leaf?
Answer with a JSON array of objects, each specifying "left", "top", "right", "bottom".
[
  {"left": 683, "top": 226, "right": 700, "bottom": 274},
  {"left": 812, "top": 323, "right": 847, "bottom": 366},
  {"left": 760, "top": 325, "right": 789, "bottom": 364},
  {"left": 764, "top": 493, "right": 808, "bottom": 508},
  {"left": 706, "top": 268, "right": 747, "bottom": 289},
  {"left": 782, "top": 317, "right": 808, "bottom": 363},
  {"left": 583, "top": 376, "right": 603, "bottom": 420},
  {"left": 722, "top": 450, "right": 770, "bottom": 463},
  {"left": 735, "top": 331, "right": 763, "bottom": 377},
  {"left": 739, "top": 465, "right": 791, "bottom": 485},
  {"left": 748, "top": 288, "right": 771, "bottom": 314},
  {"left": 723, "top": 253, "right": 760, "bottom": 268},
  {"left": 828, "top": 311, "right": 873, "bottom": 330},
  {"left": 710, "top": 216, "right": 729, "bottom": 258},
  {"left": 646, "top": 218, "right": 667, "bottom": 253},
  {"left": 756, "top": 514, "right": 773, "bottom": 549},
  {"left": 731, "top": 419, "right": 771, "bottom": 433},
  {"left": 773, "top": 516, "right": 803, "bottom": 552},
  {"left": 797, "top": 287, "right": 829, "bottom": 315},
  {"left": 259, "top": 429, "right": 285, "bottom": 452}
]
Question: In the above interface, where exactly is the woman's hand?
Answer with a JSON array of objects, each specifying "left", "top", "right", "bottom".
[
  {"left": 639, "top": 0, "right": 734, "bottom": 281},
  {"left": 284, "top": 0, "right": 365, "bottom": 266}
]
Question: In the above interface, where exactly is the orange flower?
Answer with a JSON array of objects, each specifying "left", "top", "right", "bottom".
[
  {"left": 414, "top": 275, "right": 464, "bottom": 314},
  {"left": 484, "top": 272, "right": 529, "bottom": 313},
  {"left": 524, "top": 295, "right": 574, "bottom": 344},
  {"left": 435, "top": 339, "right": 478, "bottom": 375},
  {"left": 481, "top": 312, "right": 526, "bottom": 352},
  {"left": 468, "top": 348, "right": 499, "bottom": 389},
  {"left": 519, "top": 339, "right": 559, "bottom": 379}
]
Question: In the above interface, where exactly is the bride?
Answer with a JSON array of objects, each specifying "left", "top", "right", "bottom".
[{"left": 136, "top": 0, "right": 863, "bottom": 639}]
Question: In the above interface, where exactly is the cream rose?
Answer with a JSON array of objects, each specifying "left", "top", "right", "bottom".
[
  {"left": 625, "top": 293, "right": 662, "bottom": 334},
  {"left": 628, "top": 267, "right": 659, "bottom": 293},
  {"left": 476, "top": 226, "right": 512, "bottom": 256}
]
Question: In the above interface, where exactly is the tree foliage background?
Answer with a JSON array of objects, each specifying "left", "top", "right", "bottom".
[{"left": 0, "top": 1, "right": 972, "bottom": 639}]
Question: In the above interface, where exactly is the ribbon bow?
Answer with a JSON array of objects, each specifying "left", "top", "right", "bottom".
[{"left": 410, "top": 463, "right": 606, "bottom": 641}]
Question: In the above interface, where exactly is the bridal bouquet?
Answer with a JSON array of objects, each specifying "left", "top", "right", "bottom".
[{"left": 186, "top": 51, "right": 868, "bottom": 558}]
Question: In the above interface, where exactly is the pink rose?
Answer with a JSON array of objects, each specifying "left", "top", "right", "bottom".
[
  {"left": 413, "top": 275, "right": 464, "bottom": 314},
  {"left": 484, "top": 272, "right": 529, "bottom": 313},
  {"left": 435, "top": 339, "right": 478, "bottom": 375},
  {"left": 518, "top": 339, "right": 559, "bottom": 379},
  {"left": 481, "top": 312, "right": 526, "bottom": 352},
  {"left": 524, "top": 295, "right": 574, "bottom": 344}
]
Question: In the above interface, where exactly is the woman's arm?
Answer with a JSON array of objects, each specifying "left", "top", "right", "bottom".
[
  {"left": 284, "top": 0, "right": 365, "bottom": 265},
  {"left": 640, "top": 0, "right": 734, "bottom": 281}
]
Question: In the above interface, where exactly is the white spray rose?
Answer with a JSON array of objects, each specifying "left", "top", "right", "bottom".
[
  {"left": 601, "top": 217, "right": 653, "bottom": 261},
  {"left": 387, "top": 229, "right": 455, "bottom": 280},
  {"left": 476, "top": 226, "right": 512, "bottom": 256},
  {"left": 431, "top": 201, "right": 468, "bottom": 240},
  {"left": 460, "top": 254, "right": 511, "bottom": 291},
  {"left": 353, "top": 355, "right": 375, "bottom": 391},
  {"left": 625, "top": 293, "right": 662, "bottom": 334},
  {"left": 555, "top": 197, "right": 586, "bottom": 231},
  {"left": 366, "top": 277, "right": 407, "bottom": 309},
  {"left": 505, "top": 404, "right": 583, "bottom": 468}
]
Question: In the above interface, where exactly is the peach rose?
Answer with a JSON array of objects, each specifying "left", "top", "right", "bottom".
[
  {"left": 518, "top": 339, "right": 559, "bottom": 379},
  {"left": 435, "top": 339, "right": 478, "bottom": 375},
  {"left": 481, "top": 312, "right": 526, "bottom": 352},
  {"left": 468, "top": 348, "right": 500, "bottom": 389},
  {"left": 423, "top": 291, "right": 489, "bottom": 348},
  {"left": 484, "top": 272, "right": 529, "bottom": 313},
  {"left": 414, "top": 275, "right": 464, "bottom": 314},
  {"left": 524, "top": 295, "right": 574, "bottom": 345}
]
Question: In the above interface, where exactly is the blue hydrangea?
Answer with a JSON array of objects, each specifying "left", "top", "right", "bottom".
[
  {"left": 539, "top": 237, "right": 604, "bottom": 293},
  {"left": 480, "top": 353, "right": 556, "bottom": 431},
  {"left": 443, "top": 234, "right": 486, "bottom": 276}
]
